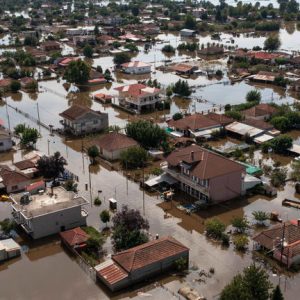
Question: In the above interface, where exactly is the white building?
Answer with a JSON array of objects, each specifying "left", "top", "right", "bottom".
[
  {"left": 66, "top": 26, "right": 96, "bottom": 36},
  {"left": 120, "top": 61, "right": 151, "bottom": 74},
  {"left": 0, "top": 128, "right": 13, "bottom": 152},
  {"left": 0, "top": 239, "right": 21, "bottom": 262},
  {"left": 11, "top": 187, "right": 89, "bottom": 239},
  {"left": 180, "top": 29, "right": 196, "bottom": 37}
]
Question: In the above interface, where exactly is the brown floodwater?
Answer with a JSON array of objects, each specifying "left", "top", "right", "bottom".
[{"left": 1, "top": 23, "right": 300, "bottom": 300}]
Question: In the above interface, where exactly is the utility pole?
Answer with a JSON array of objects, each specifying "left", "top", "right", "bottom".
[
  {"left": 5, "top": 97, "right": 11, "bottom": 132},
  {"left": 47, "top": 139, "right": 50, "bottom": 156},
  {"left": 142, "top": 164, "right": 145, "bottom": 215},
  {"left": 88, "top": 164, "right": 92, "bottom": 206},
  {"left": 36, "top": 103, "right": 41, "bottom": 133}
]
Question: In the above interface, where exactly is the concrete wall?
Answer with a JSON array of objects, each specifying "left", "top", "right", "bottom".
[
  {"left": 0, "top": 137, "right": 13, "bottom": 152},
  {"left": 209, "top": 170, "right": 243, "bottom": 203},
  {"left": 6, "top": 179, "right": 31, "bottom": 194},
  {"left": 24, "top": 206, "right": 86, "bottom": 239}
]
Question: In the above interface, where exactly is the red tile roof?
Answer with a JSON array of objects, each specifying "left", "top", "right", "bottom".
[
  {"left": 205, "top": 113, "right": 234, "bottom": 126},
  {"left": 166, "top": 144, "right": 245, "bottom": 179},
  {"left": 168, "top": 113, "right": 220, "bottom": 131},
  {"left": 112, "top": 236, "right": 189, "bottom": 273},
  {"left": 0, "top": 78, "right": 12, "bottom": 87},
  {"left": 115, "top": 84, "right": 160, "bottom": 98},
  {"left": 0, "top": 168, "right": 30, "bottom": 187},
  {"left": 59, "top": 105, "right": 102, "bottom": 121},
  {"left": 60, "top": 227, "right": 89, "bottom": 247},
  {"left": 242, "top": 103, "right": 278, "bottom": 118},
  {"left": 94, "top": 132, "right": 138, "bottom": 152}
]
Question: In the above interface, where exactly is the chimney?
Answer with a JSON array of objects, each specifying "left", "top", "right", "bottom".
[{"left": 191, "top": 151, "right": 194, "bottom": 161}]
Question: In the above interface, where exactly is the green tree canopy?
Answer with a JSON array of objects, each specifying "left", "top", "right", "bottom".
[
  {"left": 246, "top": 90, "right": 261, "bottom": 102},
  {"left": 120, "top": 146, "right": 148, "bottom": 169},
  {"left": 64, "top": 59, "right": 90, "bottom": 84},
  {"left": 113, "top": 52, "right": 131, "bottom": 66},
  {"left": 125, "top": 120, "right": 167, "bottom": 149},
  {"left": 83, "top": 44, "right": 93, "bottom": 58},
  {"left": 264, "top": 35, "right": 281, "bottom": 51}
]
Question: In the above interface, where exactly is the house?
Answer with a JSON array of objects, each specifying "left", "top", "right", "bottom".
[
  {"left": 95, "top": 236, "right": 189, "bottom": 292},
  {"left": 198, "top": 46, "right": 224, "bottom": 56},
  {"left": 57, "top": 57, "right": 79, "bottom": 67},
  {"left": 66, "top": 26, "right": 95, "bottom": 36},
  {"left": 0, "top": 166, "right": 31, "bottom": 193},
  {"left": 163, "top": 144, "right": 245, "bottom": 203},
  {"left": 26, "top": 47, "right": 47, "bottom": 63},
  {"left": 205, "top": 113, "right": 234, "bottom": 126},
  {"left": 14, "top": 159, "right": 38, "bottom": 178},
  {"left": 180, "top": 29, "right": 196, "bottom": 37},
  {"left": 10, "top": 186, "right": 89, "bottom": 239},
  {"left": 0, "top": 78, "right": 12, "bottom": 93},
  {"left": 250, "top": 71, "right": 279, "bottom": 84},
  {"left": 60, "top": 227, "right": 89, "bottom": 250},
  {"left": 170, "top": 63, "right": 198, "bottom": 75},
  {"left": 41, "top": 41, "right": 61, "bottom": 51},
  {"left": 192, "top": 8, "right": 207, "bottom": 19},
  {"left": 253, "top": 220, "right": 300, "bottom": 268},
  {"left": 0, "top": 128, "right": 13, "bottom": 152},
  {"left": 0, "top": 239, "right": 21, "bottom": 262},
  {"left": 167, "top": 113, "right": 222, "bottom": 138},
  {"left": 88, "top": 69, "right": 107, "bottom": 85},
  {"left": 59, "top": 105, "right": 109, "bottom": 135},
  {"left": 241, "top": 103, "right": 278, "bottom": 120},
  {"left": 119, "top": 33, "right": 144, "bottom": 42},
  {"left": 93, "top": 132, "right": 138, "bottom": 160},
  {"left": 115, "top": 83, "right": 161, "bottom": 113},
  {"left": 120, "top": 61, "right": 151, "bottom": 75}
]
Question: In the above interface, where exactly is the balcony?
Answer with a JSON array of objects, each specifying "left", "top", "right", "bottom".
[{"left": 164, "top": 166, "right": 209, "bottom": 195}]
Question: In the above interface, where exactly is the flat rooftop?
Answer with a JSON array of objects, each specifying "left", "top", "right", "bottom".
[{"left": 11, "top": 187, "right": 88, "bottom": 218}]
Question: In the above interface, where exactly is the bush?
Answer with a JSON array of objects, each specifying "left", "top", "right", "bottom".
[
  {"left": 231, "top": 217, "right": 249, "bottom": 233},
  {"left": 172, "top": 79, "right": 192, "bottom": 97},
  {"left": 233, "top": 235, "right": 249, "bottom": 251},
  {"left": 205, "top": 218, "right": 226, "bottom": 240},
  {"left": 162, "top": 44, "right": 175, "bottom": 53},
  {"left": 264, "top": 35, "right": 281, "bottom": 51},
  {"left": 252, "top": 210, "right": 269, "bottom": 225},
  {"left": 271, "top": 116, "right": 291, "bottom": 132},
  {"left": 10, "top": 80, "right": 21, "bottom": 92},
  {"left": 270, "top": 167, "right": 287, "bottom": 187},
  {"left": 94, "top": 197, "right": 102, "bottom": 206},
  {"left": 246, "top": 90, "right": 261, "bottom": 102},
  {"left": 113, "top": 52, "right": 131, "bottom": 65},
  {"left": 225, "top": 110, "right": 242, "bottom": 121},
  {"left": 120, "top": 146, "right": 148, "bottom": 169},
  {"left": 172, "top": 112, "right": 183, "bottom": 121}
]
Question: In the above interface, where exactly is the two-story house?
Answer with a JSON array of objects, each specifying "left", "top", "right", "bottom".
[
  {"left": 10, "top": 186, "right": 89, "bottom": 239},
  {"left": 115, "top": 84, "right": 161, "bottom": 113},
  {"left": 59, "top": 105, "right": 109, "bottom": 135},
  {"left": 164, "top": 145, "right": 245, "bottom": 203}
]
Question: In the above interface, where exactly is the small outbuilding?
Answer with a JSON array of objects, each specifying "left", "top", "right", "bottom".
[{"left": 0, "top": 239, "right": 21, "bottom": 262}]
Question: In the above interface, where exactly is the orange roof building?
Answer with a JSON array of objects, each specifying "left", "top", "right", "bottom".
[{"left": 95, "top": 236, "right": 189, "bottom": 291}]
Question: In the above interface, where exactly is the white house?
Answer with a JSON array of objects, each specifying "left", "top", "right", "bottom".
[
  {"left": 115, "top": 83, "right": 161, "bottom": 113},
  {"left": 0, "top": 239, "right": 21, "bottom": 262},
  {"left": 120, "top": 61, "right": 151, "bottom": 74},
  {"left": 0, "top": 128, "right": 13, "bottom": 152},
  {"left": 10, "top": 187, "right": 89, "bottom": 239}
]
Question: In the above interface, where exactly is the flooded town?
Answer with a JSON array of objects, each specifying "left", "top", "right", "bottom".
[{"left": 1, "top": 0, "right": 300, "bottom": 299}]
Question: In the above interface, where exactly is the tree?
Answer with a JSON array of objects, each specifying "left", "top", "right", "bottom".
[
  {"left": 94, "top": 24, "right": 99, "bottom": 35},
  {"left": 111, "top": 205, "right": 149, "bottom": 252},
  {"left": 233, "top": 235, "right": 249, "bottom": 251},
  {"left": 252, "top": 210, "right": 269, "bottom": 225},
  {"left": 10, "top": 80, "right": 21, "bottom": 92},
  {"left": 131, "top": 6, "right": 139, "bottom": 16},
  {"left": 125, "top": 120, "right": 167, "bottom": 149},
  {"left": 231, "top": 216, "right": 249, "bottom": 233},
  {"left": 220, "top": 264, "right": 272, "bottom": 300},
  {"left": 246, "top": 90, "right": 261, "bottom": 102},
  {"left": 271, "top": 285, "right": 284, "bottom": 300},
  {"left": 83, "top": 44, "right": 93, "bottom": 58},
  {"left": 205, "top": 218, "right": 226, "bottom": 240},
  {"left": 100, "top": 210, "right": 110, "bottom": 227},
  {"left": 14, "top": 125, "right": 40, "bottom": 147},
  {"left": 225, "top": 110, "right": 242, "bottom": 121},
  {"left": 264, "top": 35, "right": 281, "bottom": 51},
  {"left": 63, "top": 180, "right": 78, "bottom": 192},
  {"left": 37, "top": 152, "right": 67, "bottom": 181},
  {"left": 162, "top": 44, "right": 175, "bottom": 53},
  {"left": 113, "top": 52, "right": 131, "bottom": 66},
  {"left": 291, "top": 160, "right": 300, "bottom": 181},
  {"left": 120, "top": 146, "right": 148, "bottom": 169},
  {"left": 64, "top": 59, "right": 90, "bottom": 84},
  {"left": 270, "top": 167, "right": 287, "bottom": 187},
  {"left": 172, "top": 79, "right": 192, "bottom": 97},
  {"left": 269, "top": 135, "right": 293, "bottom": 154},
  {"left": 271, "top": 116, "right": 291, "bottom": 132},
  {"left": 172, "top": 112, "right": 183, "bottom": 121},
  {"left": 87, "top": 145, "right": 99, "bottom": 164},
  {"left": 184, "top": 14, "right": 197, "bottom": 29},
  {"left": 0, "top": 218, "right": 16, "bottom": 235}
]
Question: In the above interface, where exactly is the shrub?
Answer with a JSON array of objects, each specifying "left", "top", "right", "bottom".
[
  {"left": 120, "top": 146, "right": 148, "bottom": 169},
  {"left": 233, "top": 235, "right": 249, "bottom": 251},
  {"left": 246, "top": 90, "right": 261, "bottom": 102},
  {"left": 94, "top": 197, "right": 102, "bottom": 206},
  {"left": 205, "top": 218, "right": 226, "bottom": 240}
]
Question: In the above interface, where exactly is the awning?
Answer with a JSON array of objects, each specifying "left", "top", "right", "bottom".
[{"left": 145, "top": 173, "right": 178, "bottom": 187}]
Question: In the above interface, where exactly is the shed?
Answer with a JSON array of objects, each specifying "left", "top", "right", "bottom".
[
  {"left": 0, "top": 239, "right": 21, "bottom": 262},
  {"left": 109, "top": 198, "right": 117, "bottom": 210}
]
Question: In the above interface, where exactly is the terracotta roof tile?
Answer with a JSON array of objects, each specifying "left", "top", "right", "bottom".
[
  {"left": 166, "top": 144, "right": 245, "bottom": 179},
  {"left": 60, "top": 227, "right": 89, "bottom": 247},
  {"left": 112, "top": 236, "right": 189, "bottom": 273},
  {"left": 59, "top": 105, "right": 102, "bottom": 121}
]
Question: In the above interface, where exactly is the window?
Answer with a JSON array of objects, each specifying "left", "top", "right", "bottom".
[
  {"left": 11, "top": 185, "right": 18, "bottom": 191},
  {"left": 81, "top": 122, "right": 85, "bottom": 126},
  {"left": 0, "top": 142, "right": 3, "bottom": 146},
  {"left": 93, "top": 120, "right": 98, "bottom": 124}
]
